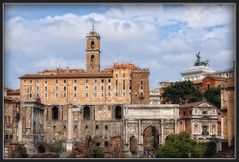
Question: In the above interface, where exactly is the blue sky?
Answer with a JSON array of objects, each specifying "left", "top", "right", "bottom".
[{"left": 4, "top": 3, "right": 235, "bottom": 90}]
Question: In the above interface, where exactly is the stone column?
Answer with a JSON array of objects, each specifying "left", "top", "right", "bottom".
[
  {"left": 221, "top": 117, "right": 224, "bottom": 139},
  {"left": 125, "top": 120, "right": 128, "bottom": 143},
  {"left": 161, "top": 119, "right": 164, "bottom": 144},
  {"left": 66, "top": 104, "right": 73, "bottom": 153},
  {"left": 174, "top": 119, "right": 177, "bottom": 133},
  {"left": 209, "top": 122, "right": 211, "bottom": 135},
  {"left": 137, "top": 119, "right": 143, "bottom": 158},
  {"left": 17, "top": 106, "right": 23, "bottom": 142},
  {"left": 12, "top": 104, "right": 18, "bottom": 143}
]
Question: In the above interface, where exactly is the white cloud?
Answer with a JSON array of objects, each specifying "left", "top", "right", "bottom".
[{"left": 4, "top": 4, "right": 234, "bottom": 89}]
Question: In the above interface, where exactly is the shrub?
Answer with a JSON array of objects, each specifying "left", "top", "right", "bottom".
[
  {"left": 92, "top": 147, "right": 104, "bottom": 158},
  {"left": 156, "top": 132, "right": 216, "bottom": 158}
]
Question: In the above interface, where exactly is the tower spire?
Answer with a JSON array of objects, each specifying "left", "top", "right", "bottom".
[{"left": 92, "top": 15, "right": 95, "bottom": 31}]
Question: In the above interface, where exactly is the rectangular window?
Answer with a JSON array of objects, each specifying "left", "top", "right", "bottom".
[
  {"left": 123, "top": 92, "right": 125, "bottom": 97},
  {"left": 195, "top": 109, "right": 198, "bottom": 115},
  {"left": 108, "top": 79, "right": 111, "bottom": 83},
  {"left": 30, "top": 80, "right": 32, "bottom": 84},
  {"left": 74, "top": 79, "right": 77, "bottom": 83},
  {"left": 74, "top": 86, "right": 77, "bottom": 91},
  {"left": 115, "top": 92, "right": 118, "bottom": 97},
  {"left": 29, "top": 85, "right": 32, "bottom": 92},
  {"left": 108, "top": 93, "right": 111, "bottom": 97},
  {"left": 74, "top": 93, "right": 77, "bottom": 98},
  {"left": 101, "top": 93, "right": 104, "bottom": 97},
  {"left": 101, "top": 86, "right": 104, "bottom": 91},
  {"left": 101, "top": 79, "right": 104, "bottom": 83},
  {"left": 94, "top": 86, "right": 97, "bottom": 91},
  {"left": 45, "top": 80, "right": 48, "bottom": 84},
  {"left": 36, "top": 93, "right": 39, "bottom": 97},
  {"left": 36, "top": 80, "right": 39, "bottom": 84},
  {"left": 45, "top": 93, "right": 48, "bottom": 98},
  {"left": 86, "top": 85, "right": 89, "bottom": 90},
  {"left": 212, "top": 109, "right": 216, "bottom": 115},
  {"left": 36, "top": 86, "right": 39, "bottom": 92},
  {"left": 123, "top": 80, "right": 125, "bottom": 90},
  {"left": 64, "top": 87, "right": 66, "bottom": 91},
  {"left": 56, "top": 79, "right": 58, "bottom": 84},
  {"left": 94, "top": 79, "right": 97, "bottom": 84},
  {"left": 86, "top": 79, "right": 89, "bottom": 83},
  {"left": 86, "top": 92, "right": 89, "bottom": 97},
  {"left": 140, "top": 80, "right": 144, "bottom": 90},
  {"left": 64, "top": 93, "right": 66, "bottom": 98},
  {"left": 115, "top": 80, "right": 118, "bottom": 90},
  {"left": 108, "top": 86, "right": 111, "bottom": 90},
  {"left": 56, "top": 86, "right": 58, "bottom": 91},
  {"left": 64, "top": 80, "right": 66, "bottom": 84},
  {"left": 129, "top": 80, "right": 132, "bottom": 90},
  {"left": 29, "top": 94, "right": 32, "bottom": 98},
  {"left": 56, "top": 93, "right": 58, "bottom": 98}
]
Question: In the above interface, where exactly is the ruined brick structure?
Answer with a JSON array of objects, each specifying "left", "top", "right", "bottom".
[
  {"left": 4, "top": 97, "right": 19, "bottom": 144},
  {"left": 18, "top": 99, "right": 45, "bottom": 153},
  {"left": 220, "top": 74, "right": 235, "bottom": 146}
]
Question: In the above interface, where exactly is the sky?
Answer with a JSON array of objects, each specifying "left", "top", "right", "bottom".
[{"left": 4, "top": 3, "right": 235, "bottom": 90}]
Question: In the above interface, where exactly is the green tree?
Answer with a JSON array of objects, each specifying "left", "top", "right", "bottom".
[
  {"left": 92, "top": 147, "right": 104, "bottom": 158},
  {"left": 203, "top": 87, "right": 221, "bottom": 108},
  {"left": 156, "top": 132, "right": 215, "bottom": 158},
  {"left": 162, "top": 81, "right": 203, "bottom": 104},
  {"left": 156, "top": 132, "right": 200, "bottom": 158}
]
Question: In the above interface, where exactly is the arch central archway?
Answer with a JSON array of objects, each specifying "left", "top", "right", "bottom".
[
  {"left": 143, "top": 126, "right": 159, "bottom": 152},
  {"left": 83, "top": 106, "right": 91, "bottom": 120}
]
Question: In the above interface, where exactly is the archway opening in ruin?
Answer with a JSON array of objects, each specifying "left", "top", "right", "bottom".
[
  {"left": 38, "top": 145, "right": 45, "bottom": 153},
  {"left": 143, "top": 126, "right": 159, "bottom": 152},
  {"left": 83, "top": 106, "right": 91, "bottom": 120},
  {"left": 115, "top": 106, "right": 122, "bottom": 119},
  {"left": 52, "top": 106, "right": 59, "bottom": 120},
  {"left": 130, "top": 136, "right": 138, "bottom": 155}
]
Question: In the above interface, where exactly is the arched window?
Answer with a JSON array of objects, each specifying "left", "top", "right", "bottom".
[
  {"left": 52, "top": 107, "right": 59, "bottom": 120},
  {"left": 115, "top": 106, "right": 122, "bottom": 119},
  {"left": 207, "top": 83, "right": 211, "bottom": 89},
  {"left": 83, "top": 106, "right": 90, "bottom": 120},
  {"left": 91, "top": 55, "right": 95, "bottom": 63},
  {"left": 91, "top": 40, "right": 95, "bottom": 49},
  {"left": 105, "top": 125, "right": 108, "bottom": 130}
]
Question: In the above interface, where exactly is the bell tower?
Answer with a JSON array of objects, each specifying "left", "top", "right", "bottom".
[{"left": 86, "top": 22, "right": 101, "bottom": 73}]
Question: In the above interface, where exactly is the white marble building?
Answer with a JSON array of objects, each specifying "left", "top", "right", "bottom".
[
  {"left": 181, "top": 65, "right": 216, "bottom": 81},
  {"left": 123, "top": 104, "right": 180, "bottom": 157}
]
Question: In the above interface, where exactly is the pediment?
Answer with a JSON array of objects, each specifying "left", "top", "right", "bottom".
[{"left": 198, "top": 102, "right": 212, "bottom": 108}]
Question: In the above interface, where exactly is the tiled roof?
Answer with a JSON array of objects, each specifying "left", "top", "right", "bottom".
[
  {"left": 203, "top": 74, "right": 228, "bottom": 81},
  {"left": 19, "top": 72, "right": 113, "bottom": 79},
  {"left": 113, "top": 63, "right": 138, "bottom": 70}
]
